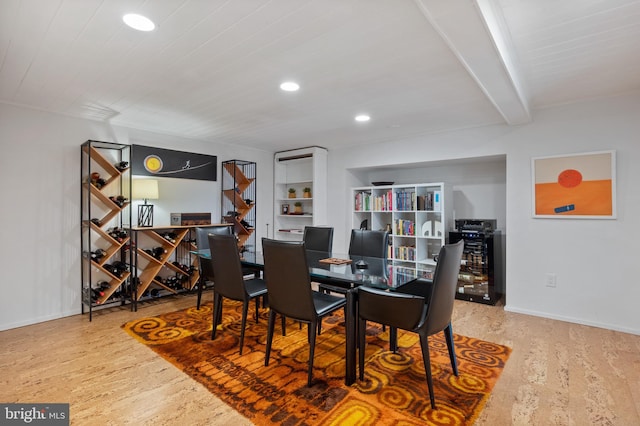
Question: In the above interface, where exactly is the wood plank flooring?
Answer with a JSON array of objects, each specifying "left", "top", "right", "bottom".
[{"left": 1, "top": 293, "right": 638, "bottom": 425}]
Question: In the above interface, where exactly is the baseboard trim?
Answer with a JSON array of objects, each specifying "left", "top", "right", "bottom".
[
  {"left": 0, "top": 308, "right": 80, "bottom": 331},
  {"left": 503, "top": 305, "right": 639, "bottom": 336}
]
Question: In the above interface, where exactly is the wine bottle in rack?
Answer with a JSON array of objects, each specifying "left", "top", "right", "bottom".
[
  {"left": 108, "top": 227, "right": 128, "bottom": 242},
  {"left": 90, "top": 172, "right": 107, "bottom": 189},
  {"left": 90, "top": 249, "right": 107, "bottom": 262},
  {"left": 162, "top": 232, "right": 177, "bottom": 243},
  {"left": 91, "top": 288, "right": 105, "bottom": 302},
  {"left": 108, "top": 195, "right": 128, "bottom": 208}
]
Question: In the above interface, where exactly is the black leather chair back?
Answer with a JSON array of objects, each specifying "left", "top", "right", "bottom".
[
  {"left": 358, "top": 288, "right": 426, "bottom": 330},
  {"left": 262, "top": 238, "right": 315, "bottom": 322},
  {"left": 208, "top": 234, "right": 247, "bottom": 301},
  {"left": 303, "top": 226, "right": 334, "bottom": 252},
  {"left": 195, "top": 225, "right": 232, "bottom": 281},
  {"left": 425, "top": 239, "right": 464, "bottom": 335},
  {"left": 195, "top": 225, "right": 232, "bottom": 251},
  {"left": 348, "top": 229, "right": 389, "bottom": 259}
]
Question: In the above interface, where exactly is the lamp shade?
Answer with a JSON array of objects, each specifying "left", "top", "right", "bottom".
[{"left": 132, "top": 179, "right": 159, "bottom": 201}]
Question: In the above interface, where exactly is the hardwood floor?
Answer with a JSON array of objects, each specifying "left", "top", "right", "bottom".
[{"left": 1, "top": 293, "right": 638, "bottom": 425}]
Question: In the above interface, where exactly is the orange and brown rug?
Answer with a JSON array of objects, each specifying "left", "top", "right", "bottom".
[{"left": 122, "top": 301, "right": 511, "bottom": 425}]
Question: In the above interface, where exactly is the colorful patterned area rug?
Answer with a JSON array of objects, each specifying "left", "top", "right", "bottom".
[{"left": 122, "top": 301, "right": 511, "bottom": 425}]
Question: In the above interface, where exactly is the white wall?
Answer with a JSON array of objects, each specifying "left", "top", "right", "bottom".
[
  {"left": 2, "top": 92, "right": 638, "bottom": 334},
  {"left": 328, "top": 92, "right": 640, "bottom": 335},
  {"left": 0, "top": 103, "right": 272, "bottom": 331}
]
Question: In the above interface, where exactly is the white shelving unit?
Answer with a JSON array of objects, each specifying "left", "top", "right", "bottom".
[
  {"left": 352, "top": 182, "right": 450, "bottom": 271},
  {"left": 274, "top": 147, "right": 328, "bottom": 240}
]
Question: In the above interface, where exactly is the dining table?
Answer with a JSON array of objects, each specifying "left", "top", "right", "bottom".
[{"left": 194, "top": 248, "right": 435, "bottom": 386}]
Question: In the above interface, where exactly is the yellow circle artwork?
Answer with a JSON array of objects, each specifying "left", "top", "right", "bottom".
[{"left": 144, "top": 155, "right": 163, "bottom": 173}]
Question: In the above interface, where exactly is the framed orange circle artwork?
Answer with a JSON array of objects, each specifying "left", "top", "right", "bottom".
[{"left": 532, "top": 150, "right": 616, "bottom": 219}]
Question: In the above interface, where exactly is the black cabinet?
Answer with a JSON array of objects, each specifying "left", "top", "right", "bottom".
[{"left": 449, "top": 228, "right": 502, "bottom": 305}]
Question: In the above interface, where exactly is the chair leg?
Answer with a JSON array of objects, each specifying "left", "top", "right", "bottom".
[
  {"left": 196, "top": 277, "right": 204, "bottom": 309},
  {"left": 444, "top": 323, "right": 459, "bottom": 376},
  {"left": 212, "top": 293, "right": 223, "bottom": 340},
  {"left": 265, "top": 310, "right": 276, "bottom": 366},
  {"left": 254, "top": 297, "right": 260, "bottom": 323},
  {"left": 281, "top": 315, "right": 286, "bottom": 336},
  {"left": 358, "top": 319, "right": 367, "bottom": 381},
  {"left": 418, "top": 333, "right": 436, "bottom": 409},
  {"left": 307, "top": 320, "right": 317, "bottom": 386},
  {"left": 239, "top": 301, "right": 249, "bottom": 355},
  {"left": 390, "top": 327, "right": 398, "bottom": 353}
]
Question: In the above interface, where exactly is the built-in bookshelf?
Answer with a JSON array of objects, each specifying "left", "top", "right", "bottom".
[
  {"left": 353, "top": 183, "right": 449, "bottom": 270},
  {"left": 274, "top": 147, "right": 328, "bottom": 241}
]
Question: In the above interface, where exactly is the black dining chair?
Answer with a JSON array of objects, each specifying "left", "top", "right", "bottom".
[
  {"left": 302, "top": 226, "right": 334, "bottom": 252},
  {"left": 261, "top": 238, "right": 347, "bottom": 386},
  {"left": 319, "top": 229, "right": 389, "bottom": 296},
  {"left": 209, "top": 234, "right": 268, "bottom": 355},
  {"left": 348, "top": 229, "right": 389, "bottom": 259},
  {"left": 357, "top": 239, "right": 464, "bottom": 409},
  {"left": 194, "top": 225, "right": 233, "bottom": 309}
]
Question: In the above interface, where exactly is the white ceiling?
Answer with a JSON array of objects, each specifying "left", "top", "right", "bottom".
[{"left": 1, "top": 0, "right": 639, "bottom": 152}]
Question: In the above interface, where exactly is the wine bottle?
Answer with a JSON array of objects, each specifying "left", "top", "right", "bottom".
[
  {"left": 152, "top": 246, "right": 166, "bottom": 260},
  {"left": 112, "top": 261, "right": 129, "bottom": 272},
  {"left": 91, "top": 288, "right": 105, "bottom": 302},
  {"left": 115, "top": 161, "right": 129, "bottom": 171},
  {"left": 168, "top": 276, "right": 181, "bottom": 288},
  {"left": 90, "top": 249, "right": 107, "bottom": 262},
  {"left": 162, "top": 232, "right": 178, "bottom": 243},
  {"left": 90, "top": 172, "right": 107, "bottom": 189},
  {"left": 108, "top": 227, "right": 128, "bottom": 242},
  {"left": 108, "top": 195, "right": 128, "bottom": 208}
]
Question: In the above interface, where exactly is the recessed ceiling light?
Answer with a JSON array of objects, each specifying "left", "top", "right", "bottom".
[
  {"left": 280, "top": 82, "right": 300, "bottom": 92},
  {"left": 123, "top": 14, "right": 155, "bottom": 32},
  {"left": 355, "top": 114, "right": 371, "bottom": 122}
]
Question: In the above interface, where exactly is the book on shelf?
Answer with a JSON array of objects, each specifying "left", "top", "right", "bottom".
[
  {"left": 354, "top": 191, "right": 371, "bottom": 211},
  {"left": 418, "top": 192, "right": 436, "bottom": 211},
  {"left": 395, "top": 190, "right": 416, "bottom": 211},
  {"left": 433, "top": 190, "right": 442, "bottom": 211},
  {"left": 394, "top": 219, "right": 415, "bottom": 236},
  {"left": 373, "top": 190, "right": 393, "bottom": 211}
]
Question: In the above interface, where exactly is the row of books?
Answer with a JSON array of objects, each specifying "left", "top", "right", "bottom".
[
  {"left": 354, "top": 191, "right": 394, "bottom": 211},
  {"left": 417, "top": 191, "right": 442, "bottom": 211},
  {"left": 354, "top": 190, "right": 442, "bottom": 212},
  {"left": 393, "top": 245, "right": 416, "bottom": 261},
  {"left": 394, "top": 219, "right": 415, "bottom": 236}
]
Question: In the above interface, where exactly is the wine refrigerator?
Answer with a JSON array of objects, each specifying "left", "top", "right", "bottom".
[{"left": 449, "top": 219, "right": 502, "bottom": 305}]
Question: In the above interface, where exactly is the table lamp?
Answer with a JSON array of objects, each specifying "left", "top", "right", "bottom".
[{"left": 133, "top": 179, "right": 159, "bottom": 227}]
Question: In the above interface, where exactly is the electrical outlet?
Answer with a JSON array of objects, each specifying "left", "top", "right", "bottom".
[{"left": 545, "top": 273, "right": 557, "bottom": 288}]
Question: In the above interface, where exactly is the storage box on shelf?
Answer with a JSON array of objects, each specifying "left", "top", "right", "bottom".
[
  {"left": 353, "top": 182, "right": 451, "bottom": 277},
  {"left": 81, "top": 140, "right": 132, "bottom": 320},
  {"left": 222, "top": 160, "right": 256, "bottom": 252},
  {"left": 274, "top": 147, "right": 328, "bottom": 240}
]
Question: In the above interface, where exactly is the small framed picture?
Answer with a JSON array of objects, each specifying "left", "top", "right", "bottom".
[{"left": 281, "top": 204, "right": 289, "bottom": 215}]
